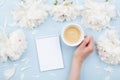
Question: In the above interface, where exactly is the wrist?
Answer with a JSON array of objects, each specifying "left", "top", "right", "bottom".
[
  {"left": 73, "top": 57, "right": 83, "bottom": 66},
  {"left": 73, "top": 54, "right": 84, "bottom": 63}
]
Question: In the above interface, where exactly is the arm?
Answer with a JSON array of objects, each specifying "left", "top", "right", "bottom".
[
  {"left": 69, "top": 36, "right": 94, "bottom": 80},
  {"left": 69, "top": 57, "right": 82, "bottom": 80}
]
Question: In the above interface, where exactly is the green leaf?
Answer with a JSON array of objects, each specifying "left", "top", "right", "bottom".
[
  {"left": 54, "top": 0, "right": 58, "bottom": 5},
  {"left": 21, "top": 0, "right": 25, "bottom": 2},
  {"left": 106, "top": 0, "right": 109, "bottom": 2}
]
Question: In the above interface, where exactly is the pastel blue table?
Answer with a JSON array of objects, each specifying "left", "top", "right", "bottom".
[{"left": 0, "top": 0, "right": 120, "bottom": 80}]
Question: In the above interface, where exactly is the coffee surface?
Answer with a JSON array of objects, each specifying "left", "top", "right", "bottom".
[{"left": 64, "top": 25, "right": 81, "bottom": 44}]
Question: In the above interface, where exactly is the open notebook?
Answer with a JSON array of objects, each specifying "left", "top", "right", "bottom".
[{"left": 36, "top": 36, "right": 64, "bottom": 71}]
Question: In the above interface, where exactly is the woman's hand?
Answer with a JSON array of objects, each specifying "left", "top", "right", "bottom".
[
  {"left": 74, "top": 36, "right": 94, "bottom": 63},
  {"left": 69, "top": 36, "right": 94, "bottom": 80}
]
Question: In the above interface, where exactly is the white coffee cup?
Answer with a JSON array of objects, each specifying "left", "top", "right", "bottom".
[{"left": 61, "top": 23, "right": 84, "bottom": 46}]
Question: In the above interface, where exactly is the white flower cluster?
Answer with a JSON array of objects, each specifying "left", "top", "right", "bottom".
[
  {"left": 97, "top": 30, "right": 120, "bottom": 64},
  {"left": 12, "top": 0, "right": 48, "bottom": 29},
  {"left": 12, "top": 0, "right": 117, "bottom": 30},
  {"left": 0, "top": 30, "right": 27, "bottom": 62},
  {"left": 49, "top": 1, "right": 82, "bottom": 22},
  {"left": 81, "top": 0, "right": 117, "bottom": 31}
]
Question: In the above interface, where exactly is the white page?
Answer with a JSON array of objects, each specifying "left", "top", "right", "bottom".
[{"left": 36, "top": 36, "right": 64, "bottom": 71}]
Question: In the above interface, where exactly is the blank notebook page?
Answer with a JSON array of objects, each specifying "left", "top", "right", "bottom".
[{"left": 36, "top": 36, "right": 64, "bottom": 71}]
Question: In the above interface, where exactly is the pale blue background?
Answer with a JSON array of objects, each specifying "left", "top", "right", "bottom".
[{"left": 0, "top": 0, "right": 120, "bottom": 80}]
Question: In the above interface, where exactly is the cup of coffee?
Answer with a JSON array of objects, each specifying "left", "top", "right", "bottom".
[{"left": 61, "top": 23, "right": 84, "bottom": 46}]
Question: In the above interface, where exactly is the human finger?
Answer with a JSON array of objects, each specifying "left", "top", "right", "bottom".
[
  {"left": 80, "top": 36, "right": 90, "bottom": 47},
  {"left": 87, "top": 36, "right": 94, "bottom": 51}
]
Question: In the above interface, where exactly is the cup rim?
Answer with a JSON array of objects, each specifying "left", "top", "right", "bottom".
[{"left": 61, "top": 23, "right": 84, "bottom": 46}]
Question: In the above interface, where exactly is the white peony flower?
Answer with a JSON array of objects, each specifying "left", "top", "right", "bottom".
[
  {"left": 0, "top": 30, "right": 27, "bottom": 62},
  {"left": 49, "top": 1, "right": 82, "bottom": 22},
  {"left": 96, "top": 30, "right": 120, "bottom": 64},
  {"left": 81, "top": 0, "right": 117, "bottom": 31},
  {"left": 12, "top": 0, "right": 48, "bottom": 29}
]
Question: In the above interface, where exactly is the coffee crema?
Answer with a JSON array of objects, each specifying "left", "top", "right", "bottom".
[{"left": 64, "top": 25, "right": 81, "bottom": 44}]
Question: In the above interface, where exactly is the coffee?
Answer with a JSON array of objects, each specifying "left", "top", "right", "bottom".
[{"left": 64, "top": 25, "right": 81, "bottom": 44}]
